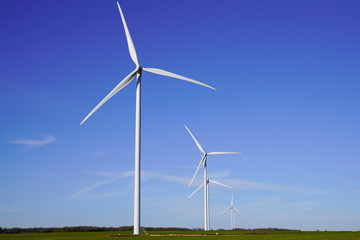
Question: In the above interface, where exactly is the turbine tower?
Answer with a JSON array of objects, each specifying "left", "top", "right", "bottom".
[
  {"left": 185, "top": 125, "right": 240, "bottom": 231},
  {"left": 221, "top": 194, "right": 241, "bottom": 230},
  {"left": 80, "top": 2, "right": 215, "bottom": 235}
]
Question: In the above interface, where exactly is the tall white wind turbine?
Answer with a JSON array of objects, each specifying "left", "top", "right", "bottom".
[
  {"left": 80, "top": 2, "right": 216, "bottom": 235},
  {"left": 221, "top": 194, "right": 241, "bottom": 230},
  {"left": 185, "top": 125, "right": 240, "bottom": 231}
]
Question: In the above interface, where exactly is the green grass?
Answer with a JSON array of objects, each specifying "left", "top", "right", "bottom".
[{"left": 1, "top": 231, "right": 360, "bottom": 240}]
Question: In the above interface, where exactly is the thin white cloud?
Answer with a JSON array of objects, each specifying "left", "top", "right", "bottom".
[
  {"left": 70, "top": 170, "right": 333, "bottom": 200},
  {"left": 67, "top": 171, "right": 135, "bottom": 200},
  {"left": 85, "top": 170, "right": 190, "bottom": 186},
  {"left": 68, "top": 170, "right": 190, "bottom": 200},
  {"left": 306, "top": 190, "right": 335, "bottom": 195},
  {"left": 92, "top": 192, "right": 120, "bottom": 199},
  {"left": 142, "top": 171, "right": 190, "bottom": 186},
  {"left": 0, "top": 205, "right": 22, "bottom": 212},
  {"left": 84, "top": 170, "right": 134, "bottom": 179},
  {"left": 91, "top": 152, "right": 109, "bottom": 156},
  {"left": 32, "top": 172, "right": 57, "bottom": 177},
  {"left": 67, "top": 180, "right": 114, "bottom": 200},
  {"left": 78, "top": 192, "right": 121, "bottom": 200},
  {"left": 223, "top": 178, "right": 334, "bottom": 195},
  {"left": 9, "top": 134, "right": 55, "bottom": 148},
  {"left": 264, "top": 196, "right": 282, "bottom": 203},
  {"left": 208, "top": 170, "right": 231, "bottom": 179},
  {"left": 224, "top": 178, "right": 292, "bottom": 191},
  {"left": 295, "top": 201, "right": 318, "bottom": 212}
]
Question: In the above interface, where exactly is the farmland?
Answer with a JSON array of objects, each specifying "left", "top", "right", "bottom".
[{"left": 1, "top": 230, "right": 360, "bottom": 240}]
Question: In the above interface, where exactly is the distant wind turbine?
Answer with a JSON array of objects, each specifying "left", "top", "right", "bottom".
[
  {"left": 80, "top": 2, "right": 216, "bottom": 235},
  {"left": 188, "top": 177, "right": 231, "bottom": 230},
  {"left": 221, "top": 194, "right": 241, "bottom": 230},
  {"left": 185, "top": 125, "right": 240, "bottom": 231}
]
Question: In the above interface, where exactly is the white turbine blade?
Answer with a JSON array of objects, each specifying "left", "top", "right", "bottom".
[
  {"left": 188, "top": 182, "right": 204, "bottom": 199},
  {"left": 184, "top": 125, "right": 205, "bottom": 154},
  {"left": 117, "top": 1, "right": 139, "bottom": 66},
  {"left": 80, "top": 68, "right": 138, "bottom": 125},
  {"left": 142, "top": 67, "right": 216, "bottom": 90},
  {"left": 209, "top": 180, "right": 231, "bottom": 189},
  {"left": 207, "top": 152, "right": 241, "bottom": 155},
  {"left": 220, "top": 207, "right": 231, "bottom": 215},
  {"left": 231, "top": 194, "right": 234, "bottom": 207},
  {"left": 188, "top": 155, "right": 206, "bottom": 187},
  {"left": 233, "top": 208, "right": 242, "bottom": 214}
]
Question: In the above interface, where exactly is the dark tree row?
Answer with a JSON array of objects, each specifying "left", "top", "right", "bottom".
[
  {"left": 0, "top": 226, "right": 297, "bottom": 234},
  {"left": 0, "top": 226, "right": 133, "bottom": 234}
]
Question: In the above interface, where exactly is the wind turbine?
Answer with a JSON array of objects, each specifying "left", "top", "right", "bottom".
[
  {"left": 80, "top": 2, "right": 216, "bottom": 235},
  {"left": 185, "top": 125, "right": 240, "bottom": 231},
  {"left": 188, "top": 177, "right": 231, "bottom": 230},
  {"left": 221, "top": 194, "right": 241, "bottom": 230}
]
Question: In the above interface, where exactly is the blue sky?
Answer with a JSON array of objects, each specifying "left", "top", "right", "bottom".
[{"left": 1, "top": 0, "right": 360, "bottom": 231}]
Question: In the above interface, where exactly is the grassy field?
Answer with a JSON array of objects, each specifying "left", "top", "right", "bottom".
[{"left": 1, "top": 230, "right": 360, "bottom": 240}]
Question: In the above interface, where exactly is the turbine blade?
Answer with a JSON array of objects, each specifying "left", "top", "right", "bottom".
[
  {"left": 233, "top": 208, "right": 242, "bottom": 214},
  {"left": 188, "top": 182, "right": 204, "bottom": 199},
  {"left": 80, "top": 68, "right": 138, "bottom": 125},
  {"left": 117, "top": 1, "right": 139, "bottom": 66},
  {"left": 231, "top": 194, "right": 233, "bottom": 207},
  {"left": 220, "top": 207, "right": 231, "bottom": 215},
  {"left": 188, "top": 155, "right": 206, "bottom": 187},
  {"left": 184, "top": 125, "right": 205, "bottom": 154},
  {"left": 142, "top": 67, "right": 216, "bottom": 90},
  {"left": 209, "top": 180, "right": 231, "bottom": 189},
  {"left": 207, "top": 152, "right": 241, "bottom": 155}
]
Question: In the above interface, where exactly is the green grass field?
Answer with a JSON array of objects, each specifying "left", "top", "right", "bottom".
[{"left": 1, "top": 231, "right": 360, "bottom": 240}]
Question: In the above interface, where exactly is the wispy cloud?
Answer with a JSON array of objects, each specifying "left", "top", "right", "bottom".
[
  {"left": 224, "top": 178, "right": 292, "bottom": 191},
  {"left": 0, "top": 205, "right": 23, "bottom": 212},
  {"left": 264, "top": 196, "right": 282, "bottom": 203},
  {"left": 305, "top": 190, "right": 335, "bottom": 195},
  {"left": 295, "top": 201, "right": 318, "bottom": 211},
  {"left": 85, "top": 170, "right": 134, "bottom": 179},
  {"left": 222, "top": 178, "right": 334, "bottom": 195},
  {"left": 91, "top": 152, "right": 109, "bottom": 156},
  {"left": 67, "top": 180, "right": 114, "bottom": 200},
  {"left": 91, "top": 192, "right": 120, "bottom": 199},
  {"left": 69, "top": 170, "right": 333, "bottom": 200},
  {"left": 73, "top": 192, "right": 121, "bottom": 201},
  {"left": 85, "top": 170, "right": 190, "bottom": 186},
  {"left": 142, "top": 171, "right": 190, "bottom": 186},
  {"left": 67, "top": 171, "right": 134, "bottom": 200},
  {"left": 208, "top": 170, "right": 231, "bottom": 179},
  {"left": 68, "top": 170, "right": 191, "bottom": 200},
  {"left": 242, "top": 197, "right": 319, "bottom": 214},
  {"left": 9, "top": 134, "right": 55, "bottom": 148}
]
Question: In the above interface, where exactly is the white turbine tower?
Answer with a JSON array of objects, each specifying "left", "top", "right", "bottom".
[
  {"left": 185, "top": 125, "right": 240, "bottom": 231},
  {"left": 221, "top": 194, "right": 241, "bottom": 230},
  {"left": 80, "top": 2, "right": 216, "bottom": 235}
]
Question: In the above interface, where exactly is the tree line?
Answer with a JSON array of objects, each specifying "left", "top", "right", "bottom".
[{"left": 0, "top": 226, "right": 297, "bottom": 234}]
